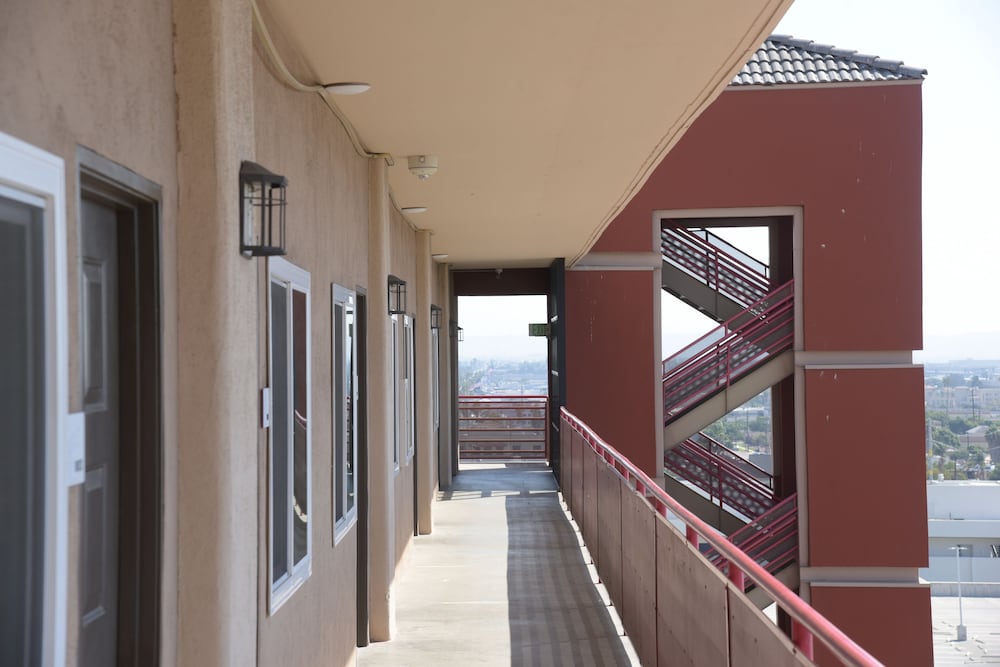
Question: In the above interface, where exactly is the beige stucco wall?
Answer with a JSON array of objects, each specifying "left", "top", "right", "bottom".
[
  {"left": 388, "top": 208, "right": 419, "bottom": 567},
  {"left": 0, "top": 0, "right": 180, "bottom": 664},
  {"left": 2, "top": 0, "right": 448, "bottom": 662},
  {"left": 173, "top": 0, "right": 261, "bottom": 662},
  {"left": 251, "top": 19, "right": 372, "bottom": 666}
]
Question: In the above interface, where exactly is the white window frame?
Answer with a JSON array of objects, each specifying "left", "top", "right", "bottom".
[
  {"left": 0, "top": 131, "right": 70, "bottom": 667},
  {"left": 403, "top": 314, "right": 416, "bottom": 461},
  {"left": 432, "top": 321, "right": 440, "bottom": 433},
  {"left": 267, "top": 257, "right": 312, "bottom": 613},
  {"left": 332, "top": 284, "right": 358, "bottom": 542},
  {"left": 392, "top": 313, "right": 401, "bottom": 471}
]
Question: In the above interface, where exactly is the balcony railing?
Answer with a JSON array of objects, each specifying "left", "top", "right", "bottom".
[
  {"left": 458, "top": 395, "right": 549, "bottom": 460},
  {"left": 560, "top": 408, "right": 882, "bottom": 666}
]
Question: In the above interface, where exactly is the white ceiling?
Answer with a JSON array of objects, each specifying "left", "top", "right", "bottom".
[{"left": 261, "top": 0, "right": 793, "bottom": 268}]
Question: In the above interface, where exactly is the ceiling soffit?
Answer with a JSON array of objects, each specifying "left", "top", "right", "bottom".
[{"left": 261, "top": 0, "right": 793, "bottom": 268}]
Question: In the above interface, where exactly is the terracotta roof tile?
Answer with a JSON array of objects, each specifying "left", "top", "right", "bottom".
[{"left": 731, "top": 35, "right": 927, "bottom": 87}]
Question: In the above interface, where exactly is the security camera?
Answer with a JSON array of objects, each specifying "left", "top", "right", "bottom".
[{"left": 408, "top": 155, "right": 438, "bottom": 180}]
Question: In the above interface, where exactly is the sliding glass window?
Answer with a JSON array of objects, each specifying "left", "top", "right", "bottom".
[
  {"left": 268, "top": 258, "right": 311, "bottom": 613},
  {"left": 332, "top": 284, "right": 358, "bottom": 541}
]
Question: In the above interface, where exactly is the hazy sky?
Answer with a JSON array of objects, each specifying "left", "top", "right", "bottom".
[
  {"left": 777, "top": 0, "right": 1000, "bottom": 355},
  {"left": 459, "top": 1, "right": 1000, "bottom": 363}
]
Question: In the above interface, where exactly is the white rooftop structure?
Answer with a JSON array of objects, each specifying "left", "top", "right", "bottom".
[{"left": 923, "top": 481, "right": 1000, "bottom": 591}]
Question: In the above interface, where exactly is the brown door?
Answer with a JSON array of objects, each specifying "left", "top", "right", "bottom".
[
  {"left": 77, "top": 155, "right": 163, "bottom": 666},
  {"left": 79, "top": 197, "right": 120, "bottom": 665}
]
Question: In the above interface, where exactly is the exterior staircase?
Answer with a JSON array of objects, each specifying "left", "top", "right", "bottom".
[
  {"left": 663, "top": 431, "right": 775, "bottom": 529},
  {"left": 661, "top": 225, "right": 771, "bottom": 322},
  {"left": 704, "top": 494, "right": 800, "bottom": 608},
  {"left": 662, "top": 280, "right": 794, "bottom": 445},
  {"left": 662, "top": 435, "right": 800, "bottom": 609},
  {"left": 661, "top": 224, "right": 799, "bottom": 606}
]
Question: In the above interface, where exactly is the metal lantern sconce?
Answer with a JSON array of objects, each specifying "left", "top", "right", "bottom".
[
  {"left": 239, "top": 161, "right": 287, "bottom": 257},
  {"left": 430, "top": 305, "right": 442, "bottom": 330},
  {"left": 457, "top": 326, "right": 464, "bottom": 342},
  {"left": 387, "top": 275, "right": 407, "bottom": 315}
]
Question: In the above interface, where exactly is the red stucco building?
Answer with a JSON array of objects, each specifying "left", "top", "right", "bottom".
[{"left": 563, "top": 36, "right": 931, "bottom": 665}]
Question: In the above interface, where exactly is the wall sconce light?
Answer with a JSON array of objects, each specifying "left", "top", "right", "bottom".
[
  {"left": 240, "top": 161, "right": 287, "bottom": 257},
  {"left": 387, "top": 275, "right": 407, "bottom": 315},
  {"left": 457, "top": 326, "right": 464, "bottom": 342},
  {"left": 430, "top": 305, "right": 442, "bottom": 330}
]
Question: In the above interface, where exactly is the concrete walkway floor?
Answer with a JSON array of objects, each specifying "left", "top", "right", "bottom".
[{"left": 357, "top": 462, "right": 639, "bottom": 667}]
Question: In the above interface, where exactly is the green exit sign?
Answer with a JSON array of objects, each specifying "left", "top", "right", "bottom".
[{"left": 528, "top": 323, "right": 549, "bottom": 337}]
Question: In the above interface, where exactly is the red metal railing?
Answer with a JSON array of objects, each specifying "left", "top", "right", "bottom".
[
  {"left": 706, "top": 494, "right": 799, "bottom": 590},
  {"left": 690, "top": 430, "right": 774, "bottom": 486},
  {"left": 663, "top": 433, "right": 776, "bottom": 519},
  {"left": 561, "top": 408, "right": 883, "bottom": 666},
  {"left": 457, "top": 395, "right": 548, "bottom": 460},
  {"left": 661, "top": 225, "right": 771, "bottom": 308},
  {"left": 662, "top": 280, "right": 794, "bottom": 422}
]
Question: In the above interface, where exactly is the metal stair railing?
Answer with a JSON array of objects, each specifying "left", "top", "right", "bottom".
[
  {"left": 706, "top": 494, "right": 799, "bottom": 590},
  {"left": 690, "top": 431, "right": 774, "bottom": 484},
  {"left": 662, "top": 281, "right": 794, "bottom": 422},
  {"left": 664, "top": 433, "right": 776, "bottom": 519},
  {"left": 661, "top": 226, "right": 771, "bottom": 308}
]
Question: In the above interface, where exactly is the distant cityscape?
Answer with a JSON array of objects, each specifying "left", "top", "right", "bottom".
[
  {"left": 924, "top": 359, "right": 1000, "bottom": 480},
  {"left": 458, "top": 356, "right": 1000, "bottom": 480},
  {"left": 458, "top": 358, "right": 548, "bottom": 396}
]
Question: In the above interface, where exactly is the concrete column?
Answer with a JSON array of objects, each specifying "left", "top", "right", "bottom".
[
  {"left": 172, "top": 0, "right": 257, "bottom": 663},
  {"left": 367, "top": 160, "right": 396, "bottom": 641},
  {"left": 415, "top": 231, "right": 435, "bottom": 534},
  {"left": 436, "top": 263, "right": 455, "bottom": 490}
]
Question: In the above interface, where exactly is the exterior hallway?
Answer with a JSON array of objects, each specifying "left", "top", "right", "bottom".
[{"left": 358, "top": 463, "right": 640, "bottom": 666}]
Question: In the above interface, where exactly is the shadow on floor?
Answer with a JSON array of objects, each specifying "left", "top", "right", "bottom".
[{"left": 451, "top": 464, "right": 634, "bottom": 666}]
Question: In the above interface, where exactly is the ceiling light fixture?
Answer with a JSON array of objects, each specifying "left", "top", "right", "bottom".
[
  {"left": 431, "top": 254, "right": 449, "bottom": 262},
  {"left": 401, "top": 206, "right": 428, "bottom": 214},
  {"left": 323, "top": 82, "right": 371, "bottom": 95}
]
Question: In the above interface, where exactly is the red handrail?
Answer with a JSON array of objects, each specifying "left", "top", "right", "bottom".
[
  {"left": 661, "top": 226, "right": 771, "bottom": 307},
  {"left": 562, "top": 408, "right": 883, "bottom": 667},
  {"left": 662, "top": 281, "right": 794, "bottom": 421},
  {"left": 707, "top": 494, "right": 800, "bottom": 587},
  {"left": 664, "top": 439, "right": 776, "bottom": 519},
  {"left": 691, "top": 430, "right": 774, "bottom": 484},
  {"left": 662, "top": 280, "right": 793, "bottom": 377}
]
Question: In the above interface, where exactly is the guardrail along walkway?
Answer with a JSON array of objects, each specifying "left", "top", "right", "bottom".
[{"left": 357, "top": 462, "right": 637, "bottom": 667}]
